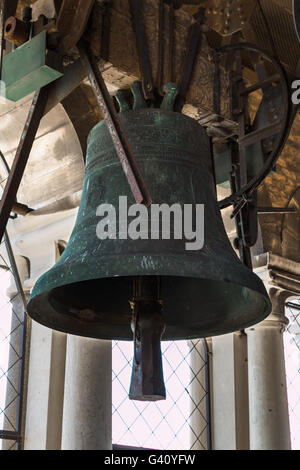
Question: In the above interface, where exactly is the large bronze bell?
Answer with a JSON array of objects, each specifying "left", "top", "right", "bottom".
[{"left": 27, "top": 83, "right": 271, "bottom": 400}]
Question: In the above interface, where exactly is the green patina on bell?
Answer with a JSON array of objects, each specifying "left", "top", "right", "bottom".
[{"left": 27, "top": 83, "right": 271, "bottom": 341}]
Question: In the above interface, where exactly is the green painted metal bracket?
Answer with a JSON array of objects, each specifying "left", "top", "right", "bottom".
[{"left": 1, "top": 30, "right": 63, "bottom": 102}]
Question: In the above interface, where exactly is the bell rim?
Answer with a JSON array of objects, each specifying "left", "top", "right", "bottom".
[
  {"left": 27, "top": 253, "right": 272, "bottom": 341},
  {"left": 27, "top": 285, "right": 271, "bottom": 341}
]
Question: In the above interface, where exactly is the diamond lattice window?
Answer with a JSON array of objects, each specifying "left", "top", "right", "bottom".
[{"left": 112, "top": 338, "right": 211, "bottom": 450}]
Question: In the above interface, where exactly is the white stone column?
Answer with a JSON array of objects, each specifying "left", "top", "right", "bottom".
[
  {"left": 247, "top": 288, "right": 291, "bottom": 450},
  {"left": 211, "top": 332, "right": 249, "bottom": 450},
  {"left": 23, "top": 244, "right": 67, "bottom": 450},
  {"left": 61, "top": 336, "right": 112, "bottom": 450}
]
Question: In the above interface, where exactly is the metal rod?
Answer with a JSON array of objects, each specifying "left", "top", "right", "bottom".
[
  {"left": 0, "top": 430, "right": 21, "bottom": 440},
  {"left": 0, "top": 148, "right": 9, "bottom": 173},
  {"left": 0, "top": 86, "right": 49, "bottom": 244},
  {"left": 257, "top": 207, "right": 297, "bottom": 214},
  {"left": 78, "top": 41, "right": 152, "bottom": 207},
  {"left": 286, "top": 302, "right": 300, "bottom": 311},
  {"left": 241, "top": 74, "right": 281, "bottom": 96},
  {"left": 239, "top": 120, "right": 282, "bottom": 148}
]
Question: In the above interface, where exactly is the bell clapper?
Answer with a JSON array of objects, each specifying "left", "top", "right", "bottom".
[{"left": 129, "top": 276, "right": 166, "bottom": 401}]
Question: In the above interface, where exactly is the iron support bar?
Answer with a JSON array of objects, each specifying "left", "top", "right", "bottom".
[
  {"left": 78, "top": 41, "right": 152, "bottom": 207},
  {"left": 241, "top": 74, "right": 281, "bottom": 96},
  {"left": 0, "top": 87, "right": 49, "bottom": 244},
  {"left": 129, "top": 0, "right": 154, "bottom": 100},
  {"left": 233, "top": 50, "right": 247, "bottom": 188},
  {"left": 0, "top": 430, "right": 21, "bottom": 440},
  {"left": 228, "top": 49, "right": 254, "bottom": 269},
  {"left": 257, "top": 207, "right": 297, "bottom": 214},
  {"left": 230, "top": 145, "right": 253, "bottom": 269},
  {"left": 239, "top": 121, "right": 283, "bottom": 148},
  {"left": 286, "top": 301, "right": 300, "bottom": 311},
  {"left": 175, "top": 8, "right": 205, "bottom": 112}
]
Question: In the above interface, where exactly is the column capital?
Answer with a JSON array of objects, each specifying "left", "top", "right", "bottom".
[
  {"left": 268, "top": 254, "right": 300, "bottom": 294},
  {"left": 247, "top": 288, "right": 291, "bottom": 332}
]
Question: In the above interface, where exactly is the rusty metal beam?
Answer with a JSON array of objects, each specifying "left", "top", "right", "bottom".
[
  {"left": 11, "top": 202, "right": 32, "bottom": 216},
  {"left": 0, "top": 86, "right": 49, "bottom": 243},
  {"left": 44, "top": 58, "right": 87, "bottom": 114},
  {"left": 78, "top": 41, "right": 152, "bottom": 207}
]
